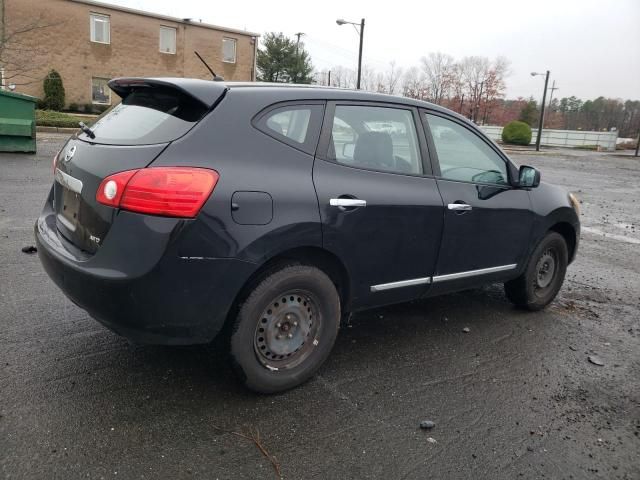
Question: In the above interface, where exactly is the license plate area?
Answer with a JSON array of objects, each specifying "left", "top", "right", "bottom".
[{"left": 58, "top": 187, "right": 81, "bottom": 232}]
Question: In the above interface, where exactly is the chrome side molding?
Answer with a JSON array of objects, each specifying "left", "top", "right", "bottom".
[
  {"left": 431, "top": 264, "right": 517, "bottom": 283},
  {"left": 370, "top": 276, "right": 432, "bottom": 292},
  {"left": 370, "top": 264, "right": 517, "bottom": 292}
]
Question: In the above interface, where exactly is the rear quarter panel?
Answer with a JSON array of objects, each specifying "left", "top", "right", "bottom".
[{"left": 150, "top": 89, "right": 324, "bottom": 264}]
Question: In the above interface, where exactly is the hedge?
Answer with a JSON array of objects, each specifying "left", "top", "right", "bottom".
[{"left": 36, "top": 110, "right": 95, "bottom": 128}]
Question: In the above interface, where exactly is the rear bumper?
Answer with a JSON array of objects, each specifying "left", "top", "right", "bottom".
[{"left": 35, "top": 206, "right": 256, "bottom": 345}]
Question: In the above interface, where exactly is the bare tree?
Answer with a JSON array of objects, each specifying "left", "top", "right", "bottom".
[
  {"left": 0, "top": 11, "right": 62, "bottom": 87},
  {"left": 329, "top": 65, "right": 356, "bottom": 88},
  {"left": 384, "top": 61, "right": 403, "bottom": 96},
  {"left": 420, "top": 52, "right": 455, "bottom": 105},
  {"left": 359, "top": 64, "right": 376, "bottom": 92},
  {"left": 458, "top": 56, "right": 490, "bottom": 120},
  {"left": 401, "top": 66, "right": 426, "bottom": 100}
]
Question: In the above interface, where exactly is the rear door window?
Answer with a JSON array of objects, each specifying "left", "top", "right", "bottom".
[
  {"left": 80, "top": 88, "right": 209, "bottom": 145},
  {"left": 254, "top": 103, "right": 324, "bottom": 155},
  {"left": 329, "top": 105, "right": 423, "bottom": 175}
]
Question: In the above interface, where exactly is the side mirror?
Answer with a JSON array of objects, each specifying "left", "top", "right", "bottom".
[{"left": 518, "top": 165, "right": 541, "bottom": 188}]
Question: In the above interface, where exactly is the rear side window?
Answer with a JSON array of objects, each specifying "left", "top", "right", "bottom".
[
  {"left": 81, "top": 87, "right": 209, "bottom": 145},
  {"left": 266, "top": 108, "right": 311, "bottom": 143},
  {"left": 254, "top": 103, "right": 324, "bottom": 155}
]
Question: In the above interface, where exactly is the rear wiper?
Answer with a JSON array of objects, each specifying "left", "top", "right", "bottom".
[{"left": 78, "top": 121, "right": 96, "bottom": 139}]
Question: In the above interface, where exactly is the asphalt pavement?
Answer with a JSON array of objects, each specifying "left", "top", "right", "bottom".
[{"left": 1, "top": 135, "right": 639, "bottom": 479}]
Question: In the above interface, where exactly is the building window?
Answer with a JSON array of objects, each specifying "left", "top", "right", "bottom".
[
  {"left": 92, "top": 78, "right": 111, "bottom": 104},
  {"left": 159, "top": 26, "right": 176, "bottom": 54},
  {"left": 222, "top": 37, "right": 237, "bottom": 63},
  {"left": 90, "top": 13, "right": 110, "bottom": 44}
]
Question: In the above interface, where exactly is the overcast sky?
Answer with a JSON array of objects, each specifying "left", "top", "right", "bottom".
[{"left": 105, "top": 0, "right": 640, "bottom": 100}]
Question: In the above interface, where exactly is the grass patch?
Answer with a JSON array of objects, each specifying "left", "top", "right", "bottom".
[{"left": 36, "top": 110, "right": 96, "bottom": 128}]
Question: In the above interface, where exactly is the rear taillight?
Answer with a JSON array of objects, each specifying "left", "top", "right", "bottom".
[{"left": 96, "top": 167, "right": 219, "bottom": 218}]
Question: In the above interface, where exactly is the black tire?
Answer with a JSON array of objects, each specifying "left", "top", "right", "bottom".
[
  {"left": 504, "top": 232, "right": 568, "bottom": 311},
  {"left": 229, "top": 265, "right": 340, "bottom": 393}
]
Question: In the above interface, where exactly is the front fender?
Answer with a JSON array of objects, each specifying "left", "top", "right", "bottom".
[{"left": 528, "top": 182, "right": 580, "bottom": 264}]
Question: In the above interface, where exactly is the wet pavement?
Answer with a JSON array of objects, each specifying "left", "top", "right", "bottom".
[{"left": 1, "top": 135, "right": 639, "bottom": 479}]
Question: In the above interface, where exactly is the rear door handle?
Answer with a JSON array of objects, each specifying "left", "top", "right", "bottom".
[
  {"left": 448, "top": 203, "right": 472, "bottom": 211},
  {"left": 330, "top": 198, "right": 367, "bottom": 208}
]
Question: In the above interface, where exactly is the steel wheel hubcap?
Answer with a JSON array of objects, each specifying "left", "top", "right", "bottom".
[
  {"left": 254, "top": 290, "right": 318, "bottom": 369},
  {"left": 535, "top": 249, "right": 557, "bottom": 289}
]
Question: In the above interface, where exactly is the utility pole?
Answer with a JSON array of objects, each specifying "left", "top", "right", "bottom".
[
  {"left": 534, "top": 70, "right": 550, "bottom": 152},
  {"left": 294, "top": 32, "right": 305, "bottom": 83},
  {"left": 635, "top": 128, "right": 639, "bottom": 157},
  {"left": 327, "top": 70, "right": 331, "bottom": 86},
  {"left": 546, "top": 80, "right": 559, "bottom": 128}
]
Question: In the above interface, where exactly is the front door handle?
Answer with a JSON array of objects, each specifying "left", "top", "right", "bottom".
[
  {"left": 448, "top": 203, "right": 472, "bottom": 211},
  {"left": 330, "top": 198, "right": 367, "bottom": 208}
]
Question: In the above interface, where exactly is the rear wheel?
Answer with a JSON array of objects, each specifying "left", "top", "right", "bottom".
[
  {"left": 504, "top": 232, "right": 568, "bottom": 311},
  {"left": 229, "top": 265, "right": 340, "bottom": 393}
]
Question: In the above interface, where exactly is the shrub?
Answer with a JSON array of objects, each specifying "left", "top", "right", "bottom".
[
  {"left": 502, "top": 121, "right": 532, "bottom": 146},
  {"left": 43, "top": 70, "right": 65, "bottom": 111},
  {"left": 68, "top": 102, "right": 79, "bottom": 112},
  {"left": 83, "top": 103, "right": 95, "bottom": 114},
  {"left": 94, "top": 104, "right": 109, "bottom": 114}
]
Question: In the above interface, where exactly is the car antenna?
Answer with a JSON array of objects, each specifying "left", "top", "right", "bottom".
[{"left": 194, "top": 51, "right": 224, "bottom": 81}]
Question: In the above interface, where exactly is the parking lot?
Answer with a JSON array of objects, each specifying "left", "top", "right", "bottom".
[{"left": 1, "top": 134, "right": 639, "bottom": 479}]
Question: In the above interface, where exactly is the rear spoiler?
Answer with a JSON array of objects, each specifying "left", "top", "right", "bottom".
[{"left": 108, "top": 77, "right": 228, "bottom": 108}]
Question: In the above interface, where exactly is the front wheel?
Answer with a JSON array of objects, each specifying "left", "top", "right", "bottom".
[
  {"left": 504, "top": 232, "right": 568, "bottom": 311},
  {"left": 229, "top": 265, "right": 340, "bottom": 393}
]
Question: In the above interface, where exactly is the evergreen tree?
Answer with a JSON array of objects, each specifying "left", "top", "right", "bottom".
[
  {"left": 257, "top": 32, "right": 314, "bottom": 84},
  {"left": 43, "top": 70, "right": 65, "bottom": 111}
]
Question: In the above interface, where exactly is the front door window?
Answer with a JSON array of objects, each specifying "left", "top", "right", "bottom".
[{"left": 426, "top": 114, "right": 508, "bottom": 185}]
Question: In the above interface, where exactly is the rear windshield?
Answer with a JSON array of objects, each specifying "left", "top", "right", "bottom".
[{"left": 79, "top": 87, "right": 209, "bottom": 145}]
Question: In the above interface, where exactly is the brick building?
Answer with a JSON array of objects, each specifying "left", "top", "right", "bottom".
[{"left": 1, "top": 0, "right": 259, "bottom": 107}]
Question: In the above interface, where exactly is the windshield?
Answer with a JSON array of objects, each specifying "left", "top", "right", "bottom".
[{"left": 79, "top": 87, "right": 209, "bottom": 145}]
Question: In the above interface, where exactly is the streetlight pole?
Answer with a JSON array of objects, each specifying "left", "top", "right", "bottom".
[
  {"left": 336, "top": 18, "right": 365, "bottom": 90},
  {"left": 532, "top": 70, "right": 550, "bottom": 152}
]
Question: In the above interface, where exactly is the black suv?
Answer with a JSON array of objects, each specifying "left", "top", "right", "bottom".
[{"left": 36, "top": 78, "right": 580, "bottom": 393}]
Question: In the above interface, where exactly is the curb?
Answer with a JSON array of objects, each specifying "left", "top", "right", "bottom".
[{"left": 36, "top": 126, "right": 78, "bottom": 134}]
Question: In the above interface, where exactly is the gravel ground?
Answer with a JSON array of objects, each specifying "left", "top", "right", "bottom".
[{"left": 1, "top": 135, "right": 639, "bottom": 479}]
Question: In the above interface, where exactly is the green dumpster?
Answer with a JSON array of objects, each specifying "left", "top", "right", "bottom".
[{"left": 0, "top": 89, "right": 37, "bottom": 153}]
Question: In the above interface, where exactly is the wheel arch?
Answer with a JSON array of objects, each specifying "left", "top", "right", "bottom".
[
  {"left": 548, "top": 221, "right": 578, "bottom": 263},
  {"left": 225, "top": 246, "right": 352, "bottom": 330}
]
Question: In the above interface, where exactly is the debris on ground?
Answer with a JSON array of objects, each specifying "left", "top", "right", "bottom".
[
  {"left": 420, "top": 420, "right": 435, "bottom": 430},
  {"left": 21, "top": 245, "right": 37, "bottom": 254},
  {"left": 426, "top": 437, "right": 437, "bottom": 444},
  {"left": 588, "top": 355, "right": 605, "bottom": 366},
  {"left": 462, "top": 327, "right": 471, "bottom": 333},
  {"left": 569, "top": 345, "right": 577, "bottom": 351}
]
